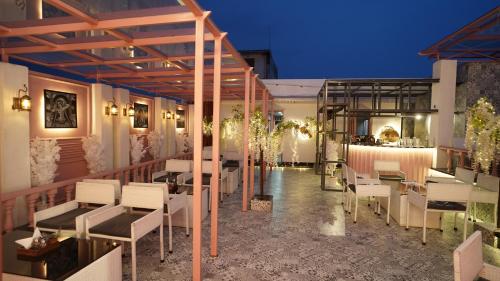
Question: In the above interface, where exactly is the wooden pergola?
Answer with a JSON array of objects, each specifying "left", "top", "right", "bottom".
[{"left": 0, "top": 1, "right": 272, "bottom": 279}]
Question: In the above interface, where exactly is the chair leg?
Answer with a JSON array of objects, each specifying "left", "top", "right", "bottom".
[
  {"left": 463, "top": 207, "right": 468, "bottom": 242},
  {"left": 208, "top": 186, "right": 211, "bottom": 212},
  {"left": 454, "top": 213, "right": 458, "bottom": 231},
  {"left": 494, "top": 204, "right": 498, "bottom": 227},
  {"left": 473, "top": 202, "right": 477, "bottom": 222},
  {"left": 367, "top": 196, "right": 371, "bottom": 207},
  {"left": 348, "top": 192, "right": 353, "bottom": 214},
  {"left": 185, "top": 206, "right": 190, "bottom": 237},
  {"left": 377, "top": 199, "right": 381, "bottom": 215},
  {"left": 132, "top": 241, "right": 137, "bottom": 281},
  {"left": 439, "top": 213, "right": 443, "bottom": 232},
  {"left": 168, "top": 215, "right": 173, "bottom": 253},
  {"left": 405, "top": 201, "right": 410, "bottom": 230},
  {"left": 160, "top": 223, "right": 165, "bottom": 262},
  {"left": 354, "top": 196, "right": 358, "bottom": 223},
  {"left": 386, "top": 196, "right": 390, "bottom": 226},
  {"left": 423, "top": 210, "right": 427, "bottom": 245}
]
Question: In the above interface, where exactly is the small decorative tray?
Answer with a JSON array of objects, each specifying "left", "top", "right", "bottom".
[{"left": 17, "top": 238, "right": 60, "bottom": 259}]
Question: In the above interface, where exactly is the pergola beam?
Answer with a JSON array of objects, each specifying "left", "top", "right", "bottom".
[{"left": 0, "top": 6, "right": 195, "bottom": 37}]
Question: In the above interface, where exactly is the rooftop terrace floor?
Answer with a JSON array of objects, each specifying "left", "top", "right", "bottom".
[{"left": 126, "top": 168, "right": 500, "bottom": 280}]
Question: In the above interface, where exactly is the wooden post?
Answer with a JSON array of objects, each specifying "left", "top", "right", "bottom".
[
  {"left": 192, "top": 14, "right": 206, "bottom": 281},
  {"left": 249, "top": 74, "right": 257, "bottom": 199},
  {"left": 210, "top": 33, "right": 225, "bottom": 257},
  {"left": 242, "top": 68, "right": 252, "bottom": 211}
]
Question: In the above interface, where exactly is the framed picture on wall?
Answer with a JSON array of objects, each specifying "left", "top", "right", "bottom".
[
  {"left": 134, "top": 103, "right": 149, "bottom": 128},
  {"left": 44, "top": 89, "right": 77, "bottom": 128},
  {"left": 176, "top": 109, "right": 185, "bottom": 129}
]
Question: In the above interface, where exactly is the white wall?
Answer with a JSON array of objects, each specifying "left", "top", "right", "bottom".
[
  {"left": 113, "top": 88, "right": 130, "bottom": 168},
  {"left": 0, "top": 62, "right": 30, "bottom": 226},
  {"left": 91, "top": 83, "right": 114, "bottom": 171}
]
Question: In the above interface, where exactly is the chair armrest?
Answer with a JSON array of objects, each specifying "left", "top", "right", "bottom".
[
  {"left": 480, "top": 263, "right": 500, "bottom": 280},
  {"left": 34, "top": 200, "right": 78, "bottom": 226},
  {"left": 180, "top": 172, "right": 192, "bottom": 184},
  {"left": 426, "top": 176, "right": 460, "bottom": 184},
  {"left": 221, "top": 168, "right": 228, "bottom": 180},
  {"left": 407, "top": 189, "right": 426, "bottom": 210},
  {"left": 152, "top": 171, "right": 168, "bottom": 182},
  {"left": 399, "top": 171, "right": 406, "bottom": 180},
  {"left": 168, "top": 191, "right": 188, "bottom": 214},
  {"left": 357, "top": 178, "right": 381, "bottom": 185},
  {"left": 85, "top": 205, "right": 124, "bottom": 238},
  {"left": 132, "top": 208, "right": 163, "bottom": 239},
  {"left": 75, "top": 204, "right": 114, "bottom": 238}
]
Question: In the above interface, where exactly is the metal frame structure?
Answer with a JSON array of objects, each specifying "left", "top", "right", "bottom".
[
  {"left": 315, "top": 79, "right": 438, "bottom": 191},
  {"left": 419, "top": 6, "right": 500, "bottom": 62},
  {"left": 0, "top": 1, "right": 272, "bottom": 280}
]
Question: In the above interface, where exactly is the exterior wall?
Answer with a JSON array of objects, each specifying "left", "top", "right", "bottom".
[{"left": 240, "top": 50, "right": 278, "bottom": 79}]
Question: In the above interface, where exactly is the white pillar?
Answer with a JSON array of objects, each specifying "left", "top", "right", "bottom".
[
  {"left": 91, "top": 83, "right": 114, "bottom": 171},
  {"left": 0, "top": 62, "right": 30, "bottom": 226},
  {"left": 154, "top": 97, "right": 168, "bottom": 158},
  {"left": 429, "top": 60, "right": 457, "bottom": 168},
  {"left": 113, "top": 88, "right": 130, "bottom": 168},
  {"left": 166, "top": 100, "right": 177, "bottom": 156}
]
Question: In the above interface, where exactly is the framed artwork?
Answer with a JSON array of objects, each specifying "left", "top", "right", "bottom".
[
  {"left": 44, "top": 89, "right": 77, "bottom": 128},
  {"left": 176, "top": 109, "right": 185, "bottom": 129},
  {"left": 134, "top": 103, "right": 149, "bottom": 128}
]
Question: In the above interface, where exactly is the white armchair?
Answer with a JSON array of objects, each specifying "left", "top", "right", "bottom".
[
  {"left": 426, "top": 167, "right": 475, "bottom": 185},
  {"left": 406, "top": 183, "right": 472, "bottom": 244},
  {"left": 184, "top": 160, "right": 226, "bottom": 211},
  {"left": 345, "top": 165, "right": 392, "bottom": 225},
  {"left": 82, "top": 179, "right": 121, "bottom": 204},
  {"left": 152, "top": 159, "right": 192, "bottom": 185},
  {"left": 86, "top": 185, "right": 164, "bottom": 281},
  {"left": 128, "top": 182, "right": 189, "bottom": 253},
  {"left": 34, "top": 182, "right": 116, "bottom": 238},
  {"left": 453, "top": 230, "right": 500, "bottom": 281},
  {"left": 373, "top": 160, "right": 406, "bottom": 181}
]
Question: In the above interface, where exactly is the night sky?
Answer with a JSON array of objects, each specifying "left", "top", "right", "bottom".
[{"left": 198, "top": 1, "right": 498, "bottom": 79}]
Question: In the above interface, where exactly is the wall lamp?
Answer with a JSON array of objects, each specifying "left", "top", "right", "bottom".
[
  {"left": 165, "top": 111, "right": 173, "bottom": 119},
  {"left": 123, "top": 103, "right": 135, "bottom": 117},
  {"left": 105, "top": 98, "right": 119, "bottom": 116},
  {"left": 175, "top": 113, "right": 181, "bottom": 120},
  {"left": 12, "top": 84, "right": 31, "bottom": 111}
]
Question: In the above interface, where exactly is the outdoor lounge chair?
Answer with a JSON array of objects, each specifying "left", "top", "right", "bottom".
[
  {"left": 426, "top": 167, "right": 475, "bottom": 185},
  {"left": 34, "top": 182, "right": 116, "bottom": 238},
  {"left": 128, "top": 182, "right": 190, "bottom": 253},
  {"left": 152, "top": 159, "right": 192, "bottom": 185},
  {"left": 86, "top": 185, "right": 165, "bottom": 281},
  {"left": 82, "top": 179, "right": 122, "bottom": 204},
  {"left": 185, "top": 160, "right": 227, "bottom": 210},
  {"left": 406, "top": 183, "right": 472, "bottom": 244},
  {"left": 346, "top": 165, "right": 391, "bottom": 225},
  {"left": 470, "top": 173, "right": 499, "bottom": 224},
  {"left": 453, "top": 231, "right": 500, "bottom": 281}
]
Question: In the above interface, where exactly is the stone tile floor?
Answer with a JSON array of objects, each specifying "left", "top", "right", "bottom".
[{"left": 126, "top": 168, "right": 500, "bottom": 280}]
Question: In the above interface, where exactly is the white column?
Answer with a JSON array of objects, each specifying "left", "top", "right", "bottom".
[
  {"left": 429, "top": 60, "right": 457, "bottom": 168},
  {"left": 154, "top": 97, "right": 168, "bottom": 158},
  {"left": 165, "top": 100, "right": 177, "bottom": 156},
  {"left": 91, "top": 83, "right": 114, "bottom": 171},
  {"left": 0, "top": 62, "right": 30, "bottom": 226},
  {"left": 113, "top": 88, "right": 130, "bottom": 168}
]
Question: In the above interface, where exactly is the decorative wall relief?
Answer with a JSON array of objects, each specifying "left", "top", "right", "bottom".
[
  {"left": 133, "top": 103, "right": 148, "bottom": 128},
  {"left": 44, "top": 90, "right": 77, "bottom": 128}
]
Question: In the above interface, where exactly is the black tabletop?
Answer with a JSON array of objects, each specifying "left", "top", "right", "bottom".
[{"left": 3, "top": 230, "right": 118, "bottom": 280}]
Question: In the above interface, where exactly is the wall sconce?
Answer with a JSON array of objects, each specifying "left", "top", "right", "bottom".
[
  {"left": 123, "top": 103, "right": 134, "bottom": 116},
  {"left": 105, "top": 98, "right": 119, "bottom": 116},
  {"left": 12, "top": 84, "right": 31, "bottom": 111},
  {"left": 175, "top": 113, "right": 181, "bottom": 120},
  {"left": 165, "top": 111, "right": 172, "bottom": 119}
]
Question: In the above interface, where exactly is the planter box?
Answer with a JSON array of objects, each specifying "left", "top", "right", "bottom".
[{"left": 251, "top": 195, "right": 273, "bottom": 212}]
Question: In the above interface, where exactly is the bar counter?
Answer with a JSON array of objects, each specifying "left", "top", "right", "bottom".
[{"left": 348, "top": 144, "right": 434, "bottom": 183}]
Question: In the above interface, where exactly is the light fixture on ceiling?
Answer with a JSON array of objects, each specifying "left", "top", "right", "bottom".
[{"left": 12, "top": 84, "right": 31, "bottom": 111}]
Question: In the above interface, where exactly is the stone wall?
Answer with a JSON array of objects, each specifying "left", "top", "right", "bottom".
[{"left": 454, "top": 62, "right": 500, "bottom": 138}]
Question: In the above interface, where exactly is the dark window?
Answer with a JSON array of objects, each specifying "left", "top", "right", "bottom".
[{"left": 245, "top": 58, "right": 255, "bottom": 68}]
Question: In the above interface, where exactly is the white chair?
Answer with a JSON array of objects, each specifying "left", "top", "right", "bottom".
[
  {"left": 82, "top": 179, "right": 121, "bottom": 203},
  {"left": 373, "top": 160, "right": 406, "bottom": 180},
  {"left": 346, "top": 166, "right": 392, "bottom": 225},
  {"left": 185, "top": 160, "right": 227, "bottom": 211},
  {"left": 34, "top": 182, "right": 116, "bottom": 238},
  {"left": 128, "top": 182, "right": 189, "bottom": 253},
  {"left": 86, "top": 185, "right": 164, "bottom": 281},
  {"left": 426, "top": 167, "right": 475, "bottom": 185},
  {"left": 202, "top": 146, "right": 212, "bottom": 160},
  {"left": 453, "top": 231, "right": 500, "bottom": 281},
  {"left": 152, "top": 159, "right": 192, "bottom": 185},
  {"left": 406, "top": 183, "right": 472, "bottom": 244},
  {"left": 470, "top": 173, "right": 499, "bottom": 224}
]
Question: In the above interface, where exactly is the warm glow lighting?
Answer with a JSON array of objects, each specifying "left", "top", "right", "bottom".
[
  {"left": 127, "top": 104, "right": 135, "bottom": 116},
  {"left": 166, "top": 111, "right": 173, "bottom": 119},
  {"left": 110, "top": 104, "right": 118, "bottom": 116},
  {"left": 415, "top": 114, "right": 423, "bottom": 120},
  {"left": 106, "top": 98, "right": 119, "bottom": 116},
  {"left": 12, "top": 84, "right": 31, "bottom": 111},
  {"left": 176, "top": 113, "right": 181, "bottom": 120}
]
